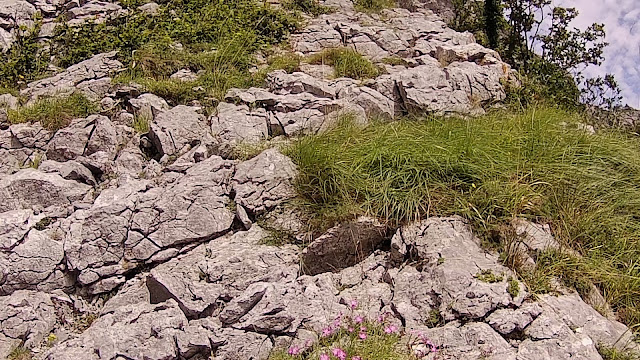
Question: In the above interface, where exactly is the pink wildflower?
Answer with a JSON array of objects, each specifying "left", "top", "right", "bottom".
[
  {"left": 348, "top": 327, "right": 354, "bottom": 333},
  {"left": 320, "top": 354, "right": 330, "bottom": 360},
  {"left": 321, "top": 327, "right": 334, "bottom": 338},
  {"left": 350, "top": 299, "right": 359, "bottom": 309},
  {"left": 332, "top": 347, "right": 347, "bottom": 360},
  {"left": 384, "top": 325, "right": 398, "bottom": 334},
  {"left": 352, "top": 357, "right": 362, "bottom": 360},
  {"left": 288, "top": 346, "right": 301, "bottom": 355},
  {"left": 360, "top": 326, "right": 367, "bottom": 332},
  {"left": 354, "top": 315, "right": 364, "bottom": 324},
  {"left": 359, "top": 332, "right": 367, "bottom": 340}
]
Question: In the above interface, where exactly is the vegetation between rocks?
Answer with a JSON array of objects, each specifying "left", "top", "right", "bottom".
[
  {"left": 288, "top": 106, "right": 640, "bottom": 330},
  {"left": 308, "top": 48, "right": 380, "bottom": 80},
  {"left": 270, "top": 302, "right": 434, "bottom": 359},
  {"left": 7, "top": 93, "right": 98, "bottom": 131}
]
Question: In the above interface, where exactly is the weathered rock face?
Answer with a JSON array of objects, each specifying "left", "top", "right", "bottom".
[
  {"left": 0, "top": 0, "right": 637, "bottom": 359},
  {"left": 302, "top": 216, "right": 387, "bottom": 275},
  {"left": 232, "top": 148, "right": 298, "bottom": 216},
  {"left": 63, "top": 156, "right": 236, "bottom": 294},
  {"left": 148, "top": 105, "right": 212, "bottom": 158},
  {"left": 20, "top": 52, "right": 123, "bottom": 102}
]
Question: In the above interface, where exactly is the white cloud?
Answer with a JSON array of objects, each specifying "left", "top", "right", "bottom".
[{"left": 554, "top": 0, "right": 640, "bottom": 107}]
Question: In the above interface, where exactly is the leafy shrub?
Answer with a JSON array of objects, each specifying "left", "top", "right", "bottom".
[
  {"left": 0, "top": 20, "right": 49, "bottom": 88},
  {"left": 308, "top": 48, "right": 380, "bottom": 79},
  {"left": 8, "top": 94, "right": 98, "bottom": 130},
  {"left": 288, "top": 106, "right": 640, "bottom": 329}
]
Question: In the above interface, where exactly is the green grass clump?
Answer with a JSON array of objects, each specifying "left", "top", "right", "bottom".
[
  {"left": 288, "top": 106, "right": 640, "bottom": 330},
  {"left": 381, "top": 56, "right": 410, "bottom": 66},
  {"left": 598, "top": 345, "right": 640, "bottom": 360},
  {"left": 268, "top": 52, "right": 303, "bottom": 73},
  {"left": 8, "top": 94, "right": 98, "bottom": 130},
  {"left": 353, "top": 0, "right": 395, "bottom": 13},
  {"left": 132, "top": 114, "right": 151, "bottom": 133},
  {"left": 475, "top": 269, "right": 504, "bottom": 283},
  {"left": 283, "top": 0, "right": 331, "bottom": 16},
  {"left": 308, "top": 48, "right": 380, "bottom": 79},
  {"left": 8, "top": 346, "right": 32, "bottom": 360}
]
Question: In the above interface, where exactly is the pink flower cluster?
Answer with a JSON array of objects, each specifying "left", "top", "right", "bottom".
[
  {"left": 286, "top": 299, "right": 416, "bottom": 360},
  {"left": 410, "top": 330, "right": 438, "bottom": 357}
]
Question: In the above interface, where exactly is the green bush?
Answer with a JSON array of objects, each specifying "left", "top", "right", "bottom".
[
  {"left": 308, "top": 48, "right": 380, "bottom": 79},
  {"left": 268, "top": 52, "right": 303, "bottom": 73},
  {"left": 8, "top": 94, "right": 98, "bottom": 130},
  {"left": 288, "top": 106, "right": 640, "bottom": 330},
  {"left": 0, "top": 20, "right": 49, "bottom": 88}
]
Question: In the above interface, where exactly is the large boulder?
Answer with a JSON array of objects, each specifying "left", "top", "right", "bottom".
[
  {"left": 0, "top": 169, "right": 92, "bottom": 214},
  {"left": 21, "top": 52, "right": 123, "bottom": 101},
  {"left": 232, "top": 149, "right": 297, "bottom": 216},
  {"left": 302, "top": 216, "right": 387, "bottom": 275},
  {"left": 63, "top": 156, "right": 235, "bottom": 293},
  {"left": 148, "top": 105, "right": 212, "bottom": 157},
  {"left": 210, "top": 102, "right": 269, "bottom": 154}
]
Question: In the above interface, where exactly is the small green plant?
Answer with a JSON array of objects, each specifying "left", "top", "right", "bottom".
[
  {"left": 8, "top": 93, "right": 98, "bottom": 131},
  {"left": 46, "top": 333, "right": 57, "bottom": 347},
  {"left": 425, "top": 309, "right": 443, "bottom": 328},
  {"left": 475, "top": 269, "right": 504, "bottom": 283},
  {"left": 132, "top": 114, "right": 151, "bottom": 133},
  {"left": 353, "top": 0, "right": 395, "bottom": 13},
  {"left": 283, "top": 0, "right": 331, "bottom": 16},
  {"left": 28, "top": 152, "right": 42, "bottom": 169},
  {"left": 507, "top": 276, "right": 520, "bottom": 298},
  {"left": 381, "top": 56, "right": 410, "bottom": 66},
  {"left": 437, "top": 257, "right": 445, "bottom": 265},
  {"left": 597, "top": 345, "right": 640, "bottom": 360},
  {"left": 34, "top": 217, "right": 53, "bottom": 231},
  {"left": 267, "top": 52, "right": 303, "bottom": 73},
  {"left": 308, "top": 48, "right": 380, "bottom": 79},
  {"left": 8, "top": 346, "right": 32, "bottom": 360}
]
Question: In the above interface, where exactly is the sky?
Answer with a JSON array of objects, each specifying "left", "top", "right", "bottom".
[{"left": 553, "top": 0, "right": 640, "bottom": 107}]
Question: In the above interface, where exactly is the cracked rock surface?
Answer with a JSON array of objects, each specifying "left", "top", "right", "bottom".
[{"left": 0, "top": 0, "right": 637, "bottom": 358}]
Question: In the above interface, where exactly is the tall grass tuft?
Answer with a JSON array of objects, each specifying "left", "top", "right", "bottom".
[
  {"left": 308, "top": 48, "right": 380, "bottom": 79},
  {"left": 288, "top": 106, "right": 640, "bottom": 330},
  {"left": 8, "top": 93, "right": 98, "bottom": 130}
]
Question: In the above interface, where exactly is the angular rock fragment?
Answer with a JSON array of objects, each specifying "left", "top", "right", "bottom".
[
  {"left": 232, "top": 148, "right": 297, "bottom": 215},
  {"left": 302, "top": 216, "right": 387, "bottom": 275}
]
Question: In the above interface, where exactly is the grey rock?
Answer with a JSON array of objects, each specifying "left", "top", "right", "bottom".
[
  {"left": 513, "top": 219, "right": 559, "bottom": 252},
  {"left": 10, "top": 122, "right": 53, "bottom": 149},
  {"left": 21, "top": 51, "right": 122, "bottom": 101},
  {"left": 0, "top": 228, "right": 70, "bottom": 295},
  {"left": 517, "top": 337, "right": 602, "bottom": 360},
  {"left": 302, "top": 216, "right": 387, "bottom": 275},
  {"left": 232, "top": 148, "right": 297, "bottom": 215},
  {"left": 337, "top": 84, "right": 395, "bottom": 119},
  {"left": 65, "top": 0, "right": 123, "bottom": 25},
  {"left": 86, "top": 115, "right": 117, "bottom": 158},
  {"left": 44, "top": 300, "right": 203, "bottom": 360},
  {"left": 0, "top": 290, "right": 58, "bottom": 350},
  {"left": 64, "top": 156, "right": 235, "bottom": 293},
  {"left": 390, "top": 217, "right": 525, "bottom": 323},
  {"left": 486, "top": 302, "right": 543, "bottom": 335},
  {"left": 147, "top": 226, "right": 299, "bottom": 318},
  {"left": 0, "top": 209, "right": 38, "bottom": 249},
  {"left": 46, "top": 116, "right": 95, "bottom": 161},
  {"left": 411, "top": 322, "right": 516, "bottom": 360},
  {"left": 148, "top": 105, "right": 211, "bottom": 157},
  {"left": 138, "top": 1, "right": 159, "bottom": 14},
  {"left": 0, "top": 93, "right": 18, "bottom": 110},
  {"left": 268, "top": 70, "right": 335, "bottom": 98},
  {"left": 169, "top": 69, "right": 198, "bottom": 82},
  {"left": 39, "top": 160, "right": 97, "bottom": 185},
  {"left": 128, "top": 93, "right": 169, "bottom": 120},
  {"left": 0, "top": 169, "right": 92, "bottom": 214},
  {"left": 210, "top": 102, "right": 269, "bottom": 153}
]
